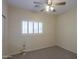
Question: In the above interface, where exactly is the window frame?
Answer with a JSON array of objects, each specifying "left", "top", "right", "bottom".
[{"left": 22, "top": 21, "right": 43, "bottom": 34}]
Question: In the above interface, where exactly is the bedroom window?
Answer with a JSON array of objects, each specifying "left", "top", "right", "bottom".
[
  {"left": 39, "top": 22, "right": 43, "bottom": 33},
  {"left": 22, "top": 21, "right": 43, "bottom": 34},
  {"left": 22, "top": 21, "right": 27, "bottom": 34},
  {"left": 34, "top": 22, "right": 39, "bottom": 33},
  {"left": 29, "top": 21, "right": 33, "bottom": 34}
]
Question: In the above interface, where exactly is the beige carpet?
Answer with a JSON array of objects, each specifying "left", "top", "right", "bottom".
[{"left": 6, "top": 46, "right": 77, "bottom": 59}]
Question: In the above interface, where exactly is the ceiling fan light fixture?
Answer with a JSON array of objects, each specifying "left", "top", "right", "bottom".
[
  {"left": 45, "top": 5, "right": 50, "bottom": 12},
  {"left": 45, "top": 0, "right": 55, "bottom": 12},
  {"left": 50, "top": 7, "right": 54, "bottom": 11},
  {"left": 48, "top": 0, "right": 51, "bottom": 4}
]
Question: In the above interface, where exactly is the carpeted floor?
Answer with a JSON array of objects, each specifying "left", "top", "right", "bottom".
[{"left": 6, "top": 46, "right": 77, "bottom": 59}]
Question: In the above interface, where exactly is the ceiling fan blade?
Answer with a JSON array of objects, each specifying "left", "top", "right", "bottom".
[
  {"left": 34, "top": 5, "right": 40, "bottom": 8},
  {"left": 40, "top": 8, "right": 56, "bottom": 12},
  {"left": 33, "top": 1, "right": 42, "bottom": 4},
  {"left": 55, "top": 2, "right": 66, "bottom": 5}
]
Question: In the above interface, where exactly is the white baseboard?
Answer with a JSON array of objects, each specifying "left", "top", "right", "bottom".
[
  {"left": 3, "top": 45, "right": 55, "bottom": 59},
  {"left": 2, "top": 55, "right": 12, "bottom": 59},
  {"left": 2, "top": 51, "right": 21, "bottom": 59},
  {"left": 56, "top": 44, "right": 77, "bottom": 54},
  {"left": 24, "top": 45, "right": 56, "bottom": 52}
]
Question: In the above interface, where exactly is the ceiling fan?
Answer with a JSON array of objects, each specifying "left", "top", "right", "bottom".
[{"left": 33, "top": 0, "right": 66, "bottom": 12}]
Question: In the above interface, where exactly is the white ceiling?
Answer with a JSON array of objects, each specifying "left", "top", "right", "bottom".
[{"left": 7, "top": 0, "right": 77, "bottom": 14}]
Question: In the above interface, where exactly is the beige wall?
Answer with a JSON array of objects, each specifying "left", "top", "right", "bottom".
[
  {"left": 56, "top": 8, "right": 77, "bottom": 53},
  {"left": 8, "top": 6, "right": 56, "bottom": 55}
]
